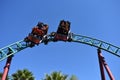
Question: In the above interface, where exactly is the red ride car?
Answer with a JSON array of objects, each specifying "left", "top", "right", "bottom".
[{"left": 25, "top": 22, "right": 48, "bottom": 47}]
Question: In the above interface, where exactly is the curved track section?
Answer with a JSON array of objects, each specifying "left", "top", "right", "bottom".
[
  {"left": 0, "top": 33, "right": 120, "bottom": 62},
  {"left": 71, "top": 33, "right": 120, "bottom": 57},
  {"left": 0, "top": 40, "right": 28, "bottom": 62}
]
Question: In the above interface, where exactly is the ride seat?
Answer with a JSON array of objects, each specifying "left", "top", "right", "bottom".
[{"left": 32, "top": 27, "right": 44, "bottom": 36}]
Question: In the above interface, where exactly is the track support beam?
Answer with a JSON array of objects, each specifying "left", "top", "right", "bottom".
[
  {"left": 97, "top": 49, "right": 115, "bottom": 80},
  {"left": 2, "top": 54, "right": 13, "bottom": 80}
]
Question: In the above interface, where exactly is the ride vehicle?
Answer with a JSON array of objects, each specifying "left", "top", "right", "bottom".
[
  {"left": 24, "top": 22, "right": 48, "bottom": 47},
  {"left": 51, "top": 20, "right": 71, "bottom": 41}
]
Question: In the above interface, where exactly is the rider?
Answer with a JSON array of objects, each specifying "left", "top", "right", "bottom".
[
  {"left": 57, "top": 20, "right": 70, "bottom": 35},
  {"left": 31, "top": 22, "right": 48, "bottom": 37},
  {"left": 24, "top": 21, "right": 49, "bottom": 47}
]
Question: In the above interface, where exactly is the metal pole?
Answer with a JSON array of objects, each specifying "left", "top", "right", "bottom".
[
  {"left": 2, "top": 55, "right": 13, "bottom": 80},
  {"left": 97, "top": 49, "right": 106, "bottom": 80},
  {"left": 102, "top": 56, "right": 115, "bottom": 80}
]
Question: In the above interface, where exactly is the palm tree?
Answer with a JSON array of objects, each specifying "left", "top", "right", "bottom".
[
  {"left": 69, "top": 75, "right": 78, "bottom": 80},
  {"left": 43, "top": 71, "right": 68, "bottom": 80},
  {"left": 12, "top": 69, "right": 34, "bottom": 80},
  {"left": 0, "top": 73, "right": 2, "bottom": 80}
]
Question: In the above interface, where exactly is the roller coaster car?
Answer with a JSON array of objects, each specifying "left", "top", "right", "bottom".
[
  {"left": 24, "top": 24, "right": 48, "bottom": 47},
  {"left": 52, "top": 20, "right": 71, "bottom": 41}
]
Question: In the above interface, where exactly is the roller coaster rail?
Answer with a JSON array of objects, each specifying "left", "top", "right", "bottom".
[
  {"left": 0, "top": 32, "right": 120, "bottom": 62},
  {"left": 71, "top": 33, "right": 120, "bottom": 57}
]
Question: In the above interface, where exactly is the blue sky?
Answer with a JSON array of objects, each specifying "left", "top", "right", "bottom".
[{"left": 0, "top": 0, "right": 120, "bottom": 80}]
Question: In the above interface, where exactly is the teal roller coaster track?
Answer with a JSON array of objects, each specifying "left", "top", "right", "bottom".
[
  {"left": 1, "top": 32, "right": 120, "bottom": 80},
  {"left": 0, "top": 33, "right": 120, "bottom": 62}
]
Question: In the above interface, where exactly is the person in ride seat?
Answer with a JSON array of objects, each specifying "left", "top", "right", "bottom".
[
  {"left": 37, "top": 22, "right": 48, "bottom": 35},
  {"left": 24, "top": 22, "right": 48, "bottom": 47},
  {"left": 37, "top": 22, "right": 44, "bottom": 29},
  {"left": 41, "top": 24, "right": 49, "bottom": 35},
  {"left": 57, "top": 20, "right": 70, "bottom": 35},
  {"left": 31, "top": 22, "right": 48, "bottom": 37}
]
